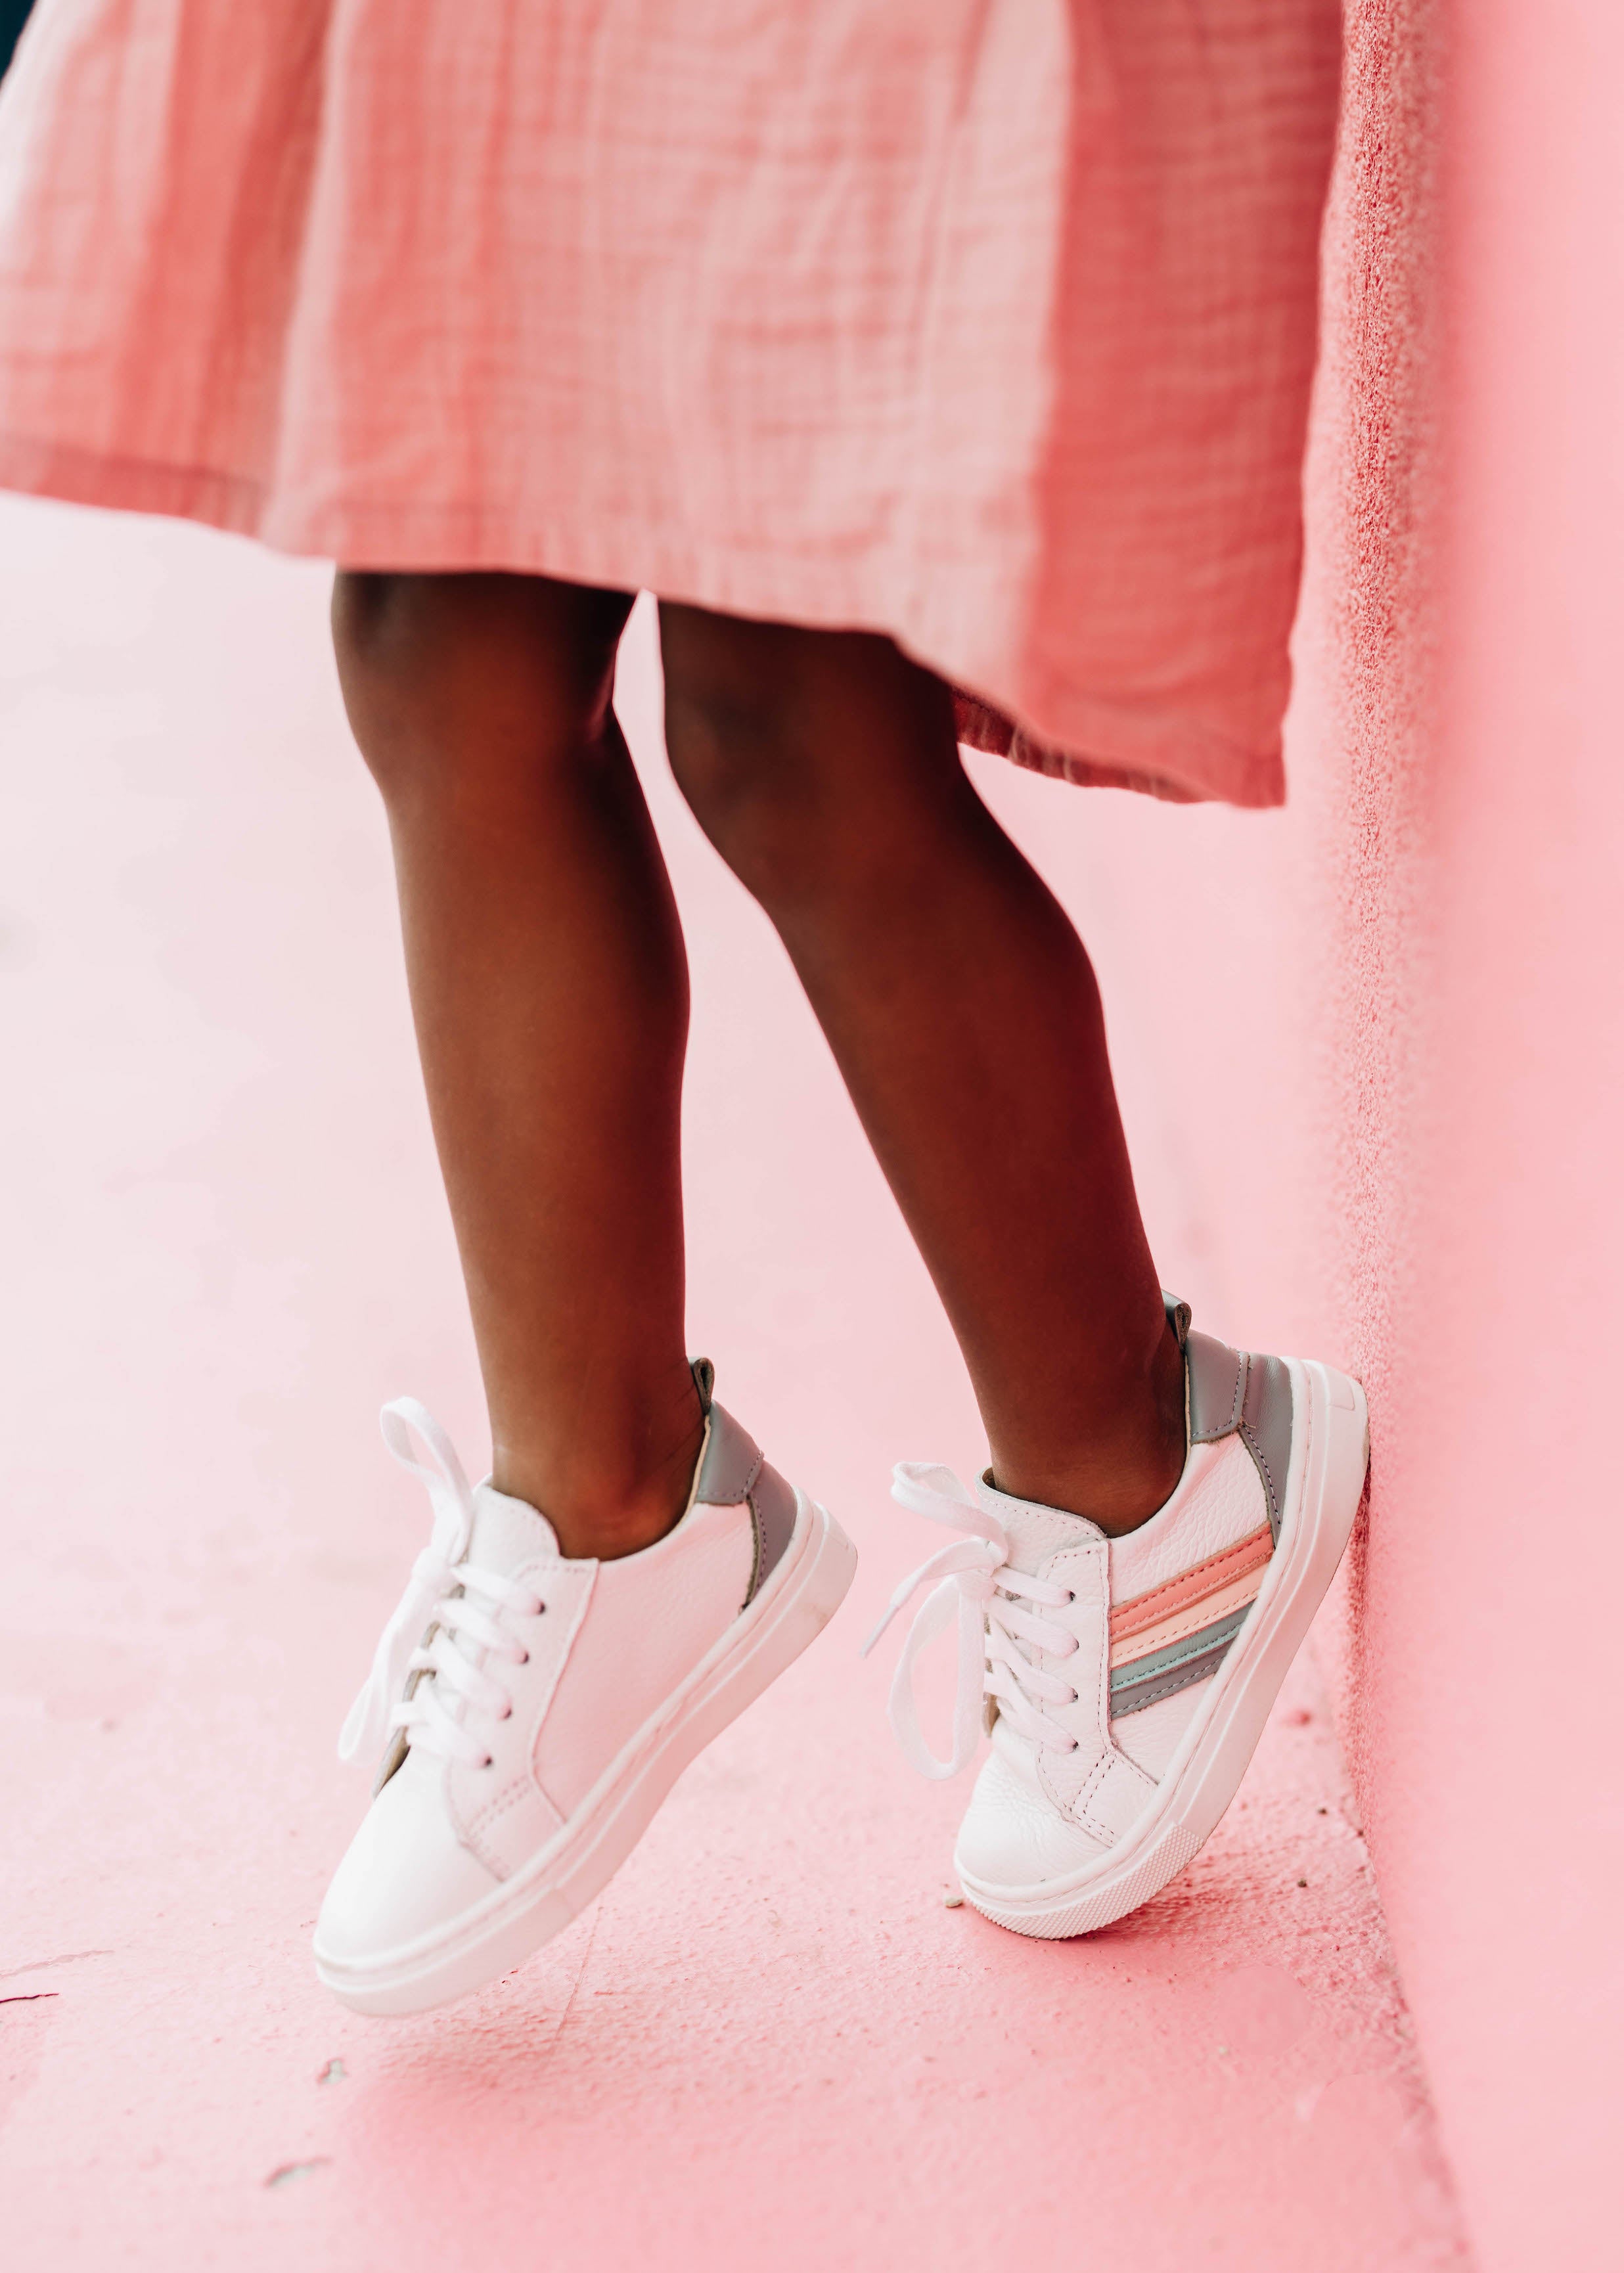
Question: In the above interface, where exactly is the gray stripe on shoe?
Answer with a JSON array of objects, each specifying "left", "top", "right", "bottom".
[
  {"left": 1110, "top": 1636, "right": 1236, "bottom": 1717},
  {"left": 1108, "top": 1603, "right": 1253, "bottom": 1715}
]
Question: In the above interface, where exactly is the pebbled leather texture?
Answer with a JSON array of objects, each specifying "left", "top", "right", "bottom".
[
  {"left": 958, "top": 1730, "right": 1112, "bottom": 1883},
  {"left": 1109, "top": 1435, "right": 1269, "bottom": 1600},
  {"left": 1079, "top": 1751, "right": 1159, "bottom": 1843},
  {"left": 1239, "top": 1352, "right": 1294, "bottom": 1544},
  {"left": 978, "top": 1475, "right": 1098, "bottom": 1577},
  {"left": 1112, "top": 1678, "right": 1212, "bottom": 1779}
]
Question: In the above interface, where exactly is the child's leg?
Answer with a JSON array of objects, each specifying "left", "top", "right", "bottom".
[
  {"left": 660, "top": 603, "right": 1185, "bottom": 1534},
  {"left": 332, "top": 570, "right": 703, "bottom": 1557}
]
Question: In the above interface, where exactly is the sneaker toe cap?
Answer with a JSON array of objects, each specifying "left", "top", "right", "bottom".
[
  {"left": 955, "top": 1743, "right": 1112, "bottom": 1891},
  {"left": 315, "top": 1754, "right": 502, "bottom": 1969}
]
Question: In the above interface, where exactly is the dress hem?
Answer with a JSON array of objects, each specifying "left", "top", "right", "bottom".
[{"left": 0, "top": 428, "right": 1286, "bottom": 812}]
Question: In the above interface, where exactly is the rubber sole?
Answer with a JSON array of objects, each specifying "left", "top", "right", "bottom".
[
  {"left": 955, "top": 1358, "right": 1369, "bottom": 1939},
  {"left": 315, "top": 1493, "right": 857, "bottom": 2015}
]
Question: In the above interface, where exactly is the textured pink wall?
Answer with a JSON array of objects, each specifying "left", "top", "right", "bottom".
[
  {"left": 1354, "top": 0, "right": 1624, "bottom": 2262},
  {"left": 1010, "top": 3, "right": 1624, "bottom": 2266}
]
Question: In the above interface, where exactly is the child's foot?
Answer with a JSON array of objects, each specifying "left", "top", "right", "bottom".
[
  {"left": 865, "top": 1302, "right": 1368, "bottom": 1937},
  {"left": 315, "top": 1363, "right": 856, "bottom": 2014}
]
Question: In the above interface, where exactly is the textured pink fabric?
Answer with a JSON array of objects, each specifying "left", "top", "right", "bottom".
[{"left": 0, "top": 0, "right": 1338, "bottom": 804}]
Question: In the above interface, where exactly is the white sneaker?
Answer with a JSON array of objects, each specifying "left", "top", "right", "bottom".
[
  {"left": 865, "top": 1301, "right": 1368, "bottom": 1937},
  {"left": 315, "top": 1362, "right": 856, "bottom": 2014}
]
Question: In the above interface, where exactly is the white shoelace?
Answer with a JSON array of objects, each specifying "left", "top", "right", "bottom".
[
  {"left": 861, "top": 1462, "right": 1083, "bottom": 1778},
  {"left": 337, "top": 1398, "right": 543, "bottom": 1770}
]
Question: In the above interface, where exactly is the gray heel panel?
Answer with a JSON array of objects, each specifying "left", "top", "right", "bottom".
[
  {"left": 694, "top": 1397, "right": 763, "bottom": 1505},
  {"left": 1162, "top": 1300, "right": 1296, "bottom": 1545},
  {"left": 1238, "top": 1354, "right": 1294, "bottom": 1544},
  {"left": 747, "top": 1461, "right": 798, "bottom": 1600},
  {"left": 1187, "top": 1331, "right": 1247, "bottom": 1443},
  {"left": 692, "top": 1395, "right": 800, "bottom": 1606}
]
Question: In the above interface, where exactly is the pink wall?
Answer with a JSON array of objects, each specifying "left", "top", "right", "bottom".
[
  {"left": 982, "top": 2, "right": 1623, "bottom": 2265},
  {"left": 1359, "top": 0, "right": 1624, "bottom": 2261}
]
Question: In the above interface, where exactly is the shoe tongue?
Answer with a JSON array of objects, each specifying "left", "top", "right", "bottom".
[
  {"left": 977, "top": 1475, "right": 1102, "bottom": 1575},
  {"left": 465, "top": 1480, "right": 566, "bottom": 1575},
  {"left": 415, "top": 1484, "right": 565, "bottom": 1693}
]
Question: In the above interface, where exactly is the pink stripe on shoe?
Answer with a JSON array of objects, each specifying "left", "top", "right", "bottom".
[
  {"left": 1108, "top": 1522, "right": 1273, "bottom": 1646},
  {"left": 1110, "top": 1565, "right": 1269, "bottom": 1671}
]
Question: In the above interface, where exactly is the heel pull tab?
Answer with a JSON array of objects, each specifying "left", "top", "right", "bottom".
[{"left": 690, "top": 1357, "right": 715, "bottom": 1411}]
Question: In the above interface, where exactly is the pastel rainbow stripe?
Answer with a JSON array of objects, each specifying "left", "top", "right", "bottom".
[{"left": 1107, "top": 1522, "right": 1273, "bottom": 1717}]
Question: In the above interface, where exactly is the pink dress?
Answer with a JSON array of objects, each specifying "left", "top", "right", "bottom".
[{"left": 0, "top": 0, "right": 1338, "bottom": 805}]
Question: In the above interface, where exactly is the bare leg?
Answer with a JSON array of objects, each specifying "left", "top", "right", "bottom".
[
  {"left": 660, "top": 604, "right": 1184, "bottom": 1533},
  {"left": 332, "top": 570, "right": 702, "bottom": 1558}
]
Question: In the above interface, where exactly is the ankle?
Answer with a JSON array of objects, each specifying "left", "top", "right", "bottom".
[
  {"left": 491, "top": 1396, "right": 707, "bottom": 1561},
  {"left": 988, "top": 1322, "right": 1186, "bottom": 1537}
]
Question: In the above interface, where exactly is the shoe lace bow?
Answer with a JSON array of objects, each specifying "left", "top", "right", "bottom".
[
  {"left": 861, "top": 1462, "right": 1083, "bottom": 1778},
  {"left": 338, "top": 1397, "right": 543, "bottom": 1770}
]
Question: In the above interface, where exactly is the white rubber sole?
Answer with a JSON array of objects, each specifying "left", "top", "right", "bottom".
[
  {"left": 315, "top": 1493, "right": 857, "bottom": 2016},
  {"left": 955, "top": 1358, "right": 1370, "bottom": 1939}
]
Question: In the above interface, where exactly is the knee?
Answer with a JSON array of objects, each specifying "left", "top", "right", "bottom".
[
  {"left": 660, "top": 603, "right": 836, "bottom": 904},
  {"left": 332, "top": 570, "right": 631, "bottom": 807}
]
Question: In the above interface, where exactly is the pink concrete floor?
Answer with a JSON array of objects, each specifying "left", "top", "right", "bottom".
[{"left": 0, "top": 497, "right": 1469, "bottom": 2270}]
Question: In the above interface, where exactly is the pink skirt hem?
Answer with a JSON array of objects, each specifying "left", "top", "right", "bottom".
[{"left": 0, "top": 426, "right": 1287, "bottom": 809}]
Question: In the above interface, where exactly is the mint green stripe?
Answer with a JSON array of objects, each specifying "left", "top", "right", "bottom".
[{"left": 1108, "top": 1603, "right": 1251, "bottom": 1699}]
